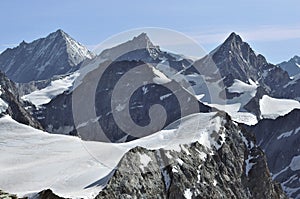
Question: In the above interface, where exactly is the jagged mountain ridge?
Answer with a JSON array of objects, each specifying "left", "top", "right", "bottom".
[
  {"left": 0, "top": 30, "right": 298, "bottom": 198},
  {"left": 197, "top": 32, "right": 300, "bottom": 119},
  {"left": 0, "top": 29, "right": 94, "bottom": 83},
  {"left": 210, "top": 32, "right": 291, "bottom": 98}
]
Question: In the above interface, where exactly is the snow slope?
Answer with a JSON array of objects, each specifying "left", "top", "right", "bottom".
[
  {"left": 227, "top": 79, "right": 257, "bottom": 108},
  {"left": 0, "top": 115, "right": 111, "bottom": 199},
  {"left": 22, "top": 72, "right": 79, "bottom": 106},
  {"left": 228, "top": 79, "right": 257, "bottom": 95},
  {"left": 260, "top": 95, "right": 300, "bottom": 119},
  {"left": 0, "top": 112, "right": 225, "bottom": 198}
]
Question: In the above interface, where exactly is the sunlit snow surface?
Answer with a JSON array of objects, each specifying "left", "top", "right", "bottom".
[
  {"left": 21, "top": 72, "right": 79, "bottom": 106},
  {"left": 0, "top": 115, "right": 110, "bottom": 199},
  {"left": 207, "top": 103, "right": 258, "bottom": 126},
  {"left": 0, "top": 112, "right": 225, "bottom": 198},
  {"left": 260, "top": 95, "right": 300, "bottom": 119}
]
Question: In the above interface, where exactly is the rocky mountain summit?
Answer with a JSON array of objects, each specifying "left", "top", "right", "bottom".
[
  {"left": 279, "top": 55, "right": 300, "bottom": 77},
  {"left": 0, "top": 29, "right": 94, "bottom": 83},
  {"left": 196, "top": 32, "right": 300, "bottom": 119},
  {"left": 99, "top": 32, "right": 161, "bottom": 62},
  {"left": 210, "top": 32, "right": 291, "bottom": 99}
]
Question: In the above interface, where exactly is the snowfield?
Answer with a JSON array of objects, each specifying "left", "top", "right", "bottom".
[
  {"left": 227, "top": 79, "right": 257, "bottom": 108},
  {"left": 0, "top": 112, "right": 226, "bottom": 198},
  {"left": 0, "top": 115, "right": 111, "bottom": 199},
  {"left": 22, "top": 72, "right": 79, "bottom": 106},
  {"left": 260, "top": 95, "right": 300, "bottom": 119}
]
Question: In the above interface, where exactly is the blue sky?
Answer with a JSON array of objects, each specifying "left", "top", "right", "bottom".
[{"left": 0, "top": 0, "right": 299, "bottom": 63}]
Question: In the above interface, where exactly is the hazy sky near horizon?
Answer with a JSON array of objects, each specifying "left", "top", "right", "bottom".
[{"left": 0, "top": 0, "right": 299, "bottom": 63}]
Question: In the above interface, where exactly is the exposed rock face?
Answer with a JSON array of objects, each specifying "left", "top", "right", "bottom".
[
  {"left": 0, "top": 71, "right": 42, "bottom": 129},
  {"left": 35, "top": 59, "right": 210, "bottom": 141},
  {"left": 0, "top": 190, "right": 18, "bottom": 199},
  {"left": 37, "top": 189, "right": 67, "bottom": 199},
  {"left": 278, "top": 55, "right": 300, "bottom": 77},
  {"left": 246, "top": 109, "right": 300, "bottom": 198},
  {"left": 210, "top": 32, "right": 291, "bottom": 99},
  {"left": 0, "top": 189, "right": 65, "bottom": 199},
  {"left": 197, "top": 32, "right": 300, "bottom": 124},
  {"left": 97, "top": 114, "right": 286, "bottom": 199},
  {"left": 0, "top": 29, "right": 94, "bottom": 83},
  {"left": 27, "top": 32, "right": 204, "bottom": 140}
]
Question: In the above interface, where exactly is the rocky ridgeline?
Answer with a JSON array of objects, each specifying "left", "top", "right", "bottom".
[{"left": 96, "top": 113, "right": 286, "bottom": 199}]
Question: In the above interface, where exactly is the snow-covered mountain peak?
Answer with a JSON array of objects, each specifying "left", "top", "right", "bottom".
[
  {"left": 49, "top": 29, "right": 95, "bottom": 65},
  {"left": 0, "top": 29, "right": 94, "bottom": 83}
]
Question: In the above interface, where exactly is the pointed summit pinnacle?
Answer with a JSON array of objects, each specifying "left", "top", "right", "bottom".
[{"left": 224, "top": 32, "right": 243, "bottom": 44}]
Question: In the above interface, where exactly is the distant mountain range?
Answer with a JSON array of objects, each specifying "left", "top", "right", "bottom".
[
  {"left": 0, "top": 29, "right": 299, "bottom": 198},
  {"left": 278, "top": 55, "right": 300, "bottom": 77}
]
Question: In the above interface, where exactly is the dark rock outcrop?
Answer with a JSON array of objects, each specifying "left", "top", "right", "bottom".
[
  {"left": 0, "top": 190, "right": 18, "bottom": 199},
  {"left": 0, "top": 71, "right": 43, "bottom": 129},
  {"left": 246, "top": 109, "right": 300, "bottom": 198}
]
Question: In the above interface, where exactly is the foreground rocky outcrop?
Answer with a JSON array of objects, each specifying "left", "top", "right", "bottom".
[
  {"left": 0, "top": 190, "right": 18, "bottom": 199},
  {"left": 36, "top": 189, "right": 66, "bottom": 199},
  {"left": 96, "top": 113, "right": 286, "bottom": 199},
  {"left": 0, "top": 71, "right": 43, "bottom": 129},
  {"left": 246, "top": 109, "right": 300, "bottom": 198},
  {"left": 0, "top": 113, "right": 287, "bottom": 199}
]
